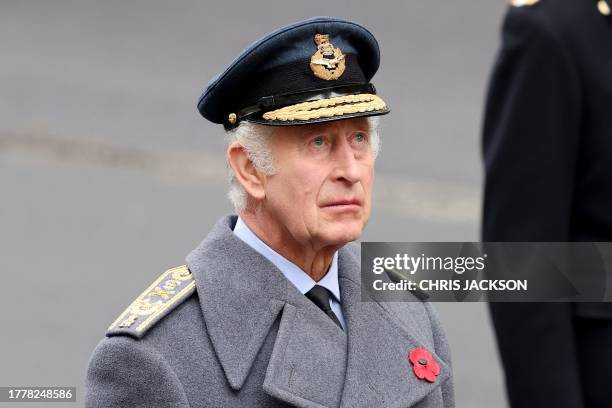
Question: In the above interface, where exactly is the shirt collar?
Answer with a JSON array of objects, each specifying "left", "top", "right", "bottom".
[{"left": 233, "top": 216, "right": 341, "bottom": 302}]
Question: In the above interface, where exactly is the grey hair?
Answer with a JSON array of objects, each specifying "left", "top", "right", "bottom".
[{"left": 226, "top": 116, "right": 381, "bottom": 212}]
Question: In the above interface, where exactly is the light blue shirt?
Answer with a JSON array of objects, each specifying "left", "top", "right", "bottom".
[{"left": 233, "top": 216, "right": 346, "bottom": 331}]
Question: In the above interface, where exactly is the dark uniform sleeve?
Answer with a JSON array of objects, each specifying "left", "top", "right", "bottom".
[
  {"left": 85, "top": 336, "right": 190, "bottom": 408},
  {"left": 482, "top": 6, "right": 586, "bottom": 408},
  {"left": 482, "top": 6, "right": 582, "bottom": 242}
]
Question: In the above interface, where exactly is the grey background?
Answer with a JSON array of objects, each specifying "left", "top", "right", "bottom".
[{"left": 0, "top": 1, "right": 508, "bottom": 406}]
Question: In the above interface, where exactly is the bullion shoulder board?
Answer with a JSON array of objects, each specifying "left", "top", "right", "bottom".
[{"left": 106, "top": 265, "right": 196, "bottom": 339}]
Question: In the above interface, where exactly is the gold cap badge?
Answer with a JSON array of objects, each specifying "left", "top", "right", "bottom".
[{"left": 310, "top": 34, "right": 346, "bottom": 80}]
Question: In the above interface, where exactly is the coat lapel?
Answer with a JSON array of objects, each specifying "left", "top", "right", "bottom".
[
  {"left": 337, "top": 246, "right": 452, "bottom": 408},
  {"left": 186, "top": 215, "right": 287, "bottom": 391},
  {"left": 187, "top": 215, "right": 347, "bottom": 408},
  {"left": 263, "top": 284, "right": 347, "bottom": 408}
]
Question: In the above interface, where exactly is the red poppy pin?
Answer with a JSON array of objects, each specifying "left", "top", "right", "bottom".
[{"left": 408, "top": 348, "right": 440, "bottom": 383}]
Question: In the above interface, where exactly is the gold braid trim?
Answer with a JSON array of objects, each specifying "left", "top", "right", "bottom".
[
  {"left": 107, "top": 265, "right": 195, "bottom": 334},
  {"left": 262, "top": 94, "right": 387, "bottom": 122}
]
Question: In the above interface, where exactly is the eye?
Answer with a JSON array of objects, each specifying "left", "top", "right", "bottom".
[
  {"left": 351, "top": 132, "right": 370, "bottom": 146},
  {"left": 311, "top": 136, "right": 325, "bottom": 147}
]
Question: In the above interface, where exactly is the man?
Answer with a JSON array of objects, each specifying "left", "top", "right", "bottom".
[
  {"left": 86, "top": 17, "right": 454, "bottom": 407},
  {"left": 482, "top": 0, "right": 612, "bottom": 407}
]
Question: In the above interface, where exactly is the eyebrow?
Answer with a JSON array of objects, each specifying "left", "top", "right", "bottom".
[{"left": 297, "top": 121, "right": 371, "bottom": 137}]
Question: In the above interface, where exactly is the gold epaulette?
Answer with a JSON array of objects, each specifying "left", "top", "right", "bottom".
[
  {"left": 598, "top": 0, "right": 611, "bottom": 16},
  {"left": 106, "top": 265, "right": 196, "bottom": 339},
  {"left": 510, "top": 0, "right": 540, "bottom": 7}
]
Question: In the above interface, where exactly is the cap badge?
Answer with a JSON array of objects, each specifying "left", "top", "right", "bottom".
[{"left": 310, "top": 34, "right": 346, "bottom": 80}]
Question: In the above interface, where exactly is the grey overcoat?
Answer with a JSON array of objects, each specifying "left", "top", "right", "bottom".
[{"left": 85, "top": 215, "right": 455, "bottom": 407}]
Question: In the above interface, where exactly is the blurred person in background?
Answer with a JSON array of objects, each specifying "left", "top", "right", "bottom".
[{"left": 482, "top": 0, "right": 612, "bottom": 407}]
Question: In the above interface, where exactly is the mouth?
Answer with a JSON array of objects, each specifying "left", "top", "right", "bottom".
[{"left": 320, "top": 199, "right": 362, "bottom": 210}]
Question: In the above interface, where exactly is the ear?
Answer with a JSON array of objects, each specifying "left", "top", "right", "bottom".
[{"left": 227, "top": 141, "right": 266, "bottom": 201}]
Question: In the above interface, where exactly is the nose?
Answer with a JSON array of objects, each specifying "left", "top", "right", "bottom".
[{"left": 331, "top": 138, "right": 361, "bottom": 184}]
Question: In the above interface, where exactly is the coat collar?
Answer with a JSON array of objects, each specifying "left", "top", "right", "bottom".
[
  {"left": 186, "top": 215, "right": 289, "bottom": 390},
  {"left": 233, "top": 215, "right": 342, "bottom": 302},
  {"left": 187, "top": 215, "right": 451, "bottom": 408}
]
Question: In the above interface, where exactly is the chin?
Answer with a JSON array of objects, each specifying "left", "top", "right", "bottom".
[{"left": 319, "top": 221, "right": 364, "bottom": 245}]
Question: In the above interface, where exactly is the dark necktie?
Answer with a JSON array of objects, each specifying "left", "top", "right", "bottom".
[{"left": 305, "top": 285, "right": 343, "bottom": 330}]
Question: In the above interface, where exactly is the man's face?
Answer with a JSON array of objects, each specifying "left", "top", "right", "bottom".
[{"left": 261, "top": 117, "right": 375, "bottom": 250}]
